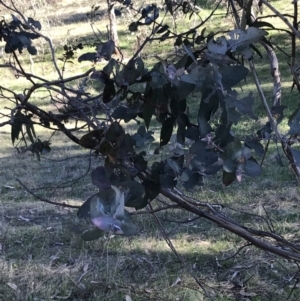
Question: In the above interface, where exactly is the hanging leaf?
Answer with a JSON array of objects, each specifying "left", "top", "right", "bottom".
[
  {"left": 271, "top": 105, "right": 286, "bottom": 124},
  {"left": 79, "top": 129, "right": 104, "bottom": 149},
  {"left": 160, "top": 116, "right": 175, "bottom": 147},
  {"left": 289, "top": 147, "right": 300, "bottom": 174},
  {"left": 131, "top": 125, "right": 154, "bottom": 148},
  {"left": 78, "top": 52, "right": 97, "bottom": 62},
  {"left": 143, "top": 179, "right": 160, "bottom": 203},
  {"left": 214, "top": 124, "right": 234, "bottom": 148},
  {"left": 103, "top": 81, "right": 116, "bottom": 103},
  {"left": 190, "top": 151, "right": 218, "bottom": 170},
  {"left": 226, "top": 107, "right": 241, "bottom": 125},
  {"left": 207, "top": 36, "right": 227, "bottom": 54},
  {"left": 198, "top": 88, "right": 219, "bottom": 121},
  {"left": 99, "top": 40, "right": 115, "bottom": 60},
  {"left": 106, "top": 122, "right": 124, "bottom": 144},
  {"left": 11, "top": 110, "right": 25, "bottom": 145},
  {"left": 181, "top": 169, "right": 203, "bottom": 191},
  {"left": 103, "top": 58, "right": 117, "bottom": 76},
  {"left": 160, "top": 31, "right": 170, "bottom": 41},
  {"left": 121, "top": 57, "right": 145, "bottom": 85},
  {"left": 190, "top": 140, "right": 205, "bottom": 155},
  {"left": 185, "top": 127, "right": 200, "bottom": 141},
  {"left": 145, "top": 9, "right": 159, "bottom": 24},
  {"left": 157, "top": 24, "right": 169, "bottom": 34},
  {"left": 225, "top": 92, "right": 257, "bottom": 120},
  {"left": 288, "top": 106, "right": 300, "bottom": 135},
  {"left": 28, "top": 17, "right": 42, "bottom": 30},
  {"left": 219, "top": 65, "right": 249, "bottom": 89},
  {"left": 118, "top": 180, "right": 145, "bottom": 208},
  {"left": 244, "top": 157, "right": 262, "bottom": 176},
  {"left": 245, "top": 137, "right": 264, "bottom": 157},
  {"left": 275, "top": 152, "right": 284, "bottom": 167},
  {"left": 203, "top": 161, "right": 223, "bottom": 175},
  {"left": 223, "top": 171, "right": 236, "bottom": 186},
  {"left": 112, "top": 106, "right": 133, "bottom": 122},
  {"left": 91, "top": 166, "right": 112, "bottom": 190},
  {"left": 77, "top": 195, "right": 93, "bottom": 218},
  {"left": 129, "top": 22, "right": 139, "bottom": 32},
  {"left": 143, "top": 103, "right": 155, "bottom": 129},
  {"left": 27, "top": 45, "right": 37, "bottom": 55},
  {"left": 223, "top": 158, "right": 237, "bottom": 173},
  {"left": 174, "top": 36, "right": 182, "bottom": 46},
  {"left": 225, "top": 138, "right": 243, "bottom": 161},
  {"left": 250, "top": 21, "right": 275, "bottom": 29},
  {"left": 25, "top": 123, "right": 35, "bottom": 143},
  {"left": 159, "top": 173, "right": 177, "bottom": 188},
  {"left": 81, "top": 228, "right": 105, "bottom": 241},
  {"left": 228, "top": 27, "right": 268, "bottom": 52}
]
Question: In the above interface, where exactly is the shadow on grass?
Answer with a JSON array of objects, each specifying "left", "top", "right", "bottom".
[
  {"left": 1, "top": 199, "right": 299, "bottom": 301},
  {"left": 1, "top": 114, "right": 300, "bottom": 300}
]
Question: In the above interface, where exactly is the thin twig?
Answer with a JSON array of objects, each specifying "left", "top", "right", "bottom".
[
  {"left": 261, "top": 0, "right": 300, "bottom": 39},
  {"left": 158, "top": 216, "right": 200, "bottom": 224},
  {"left": 260, "top": 138, "right": 270, "bottom": 166},
  {"left": 48, "top": 150, "right": 93, "bottom": 199},
  {"left": 16, "top": 178, "right": 80, "bottom": 209},
  {"left": 249, "top": 60, "right": 282, "bottom": 141},
  {"left": 148, "top": 203, "right": 212, "bottom": 298},
  {"left": 217, "top": 243, "right": 252, "bottom": 262},
  {"left": 130, "top": 204, "right": 180, "bottom": 215}
]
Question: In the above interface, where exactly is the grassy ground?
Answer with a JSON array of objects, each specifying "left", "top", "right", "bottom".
[{"left": 1, "top": 0, "right": 300, "bottom": 300}]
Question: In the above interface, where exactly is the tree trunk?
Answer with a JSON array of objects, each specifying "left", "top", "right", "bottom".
[{"left": 107, "top": 0, "right": 119, "bottom": 52}]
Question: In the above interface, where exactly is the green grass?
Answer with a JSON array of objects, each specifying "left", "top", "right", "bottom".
[{"left": 1, "top": 0, "right": 300, "bottom": 300}]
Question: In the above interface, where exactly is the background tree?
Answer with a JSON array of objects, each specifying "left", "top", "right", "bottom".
[{"left": 107, "top": 0, "right": 119, "bottom": 48}]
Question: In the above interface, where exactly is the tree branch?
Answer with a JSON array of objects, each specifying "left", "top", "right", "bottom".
[
  {"left": 261, "top": 0, "right": 300, "bottom": 39},
  {"left": 16, "top": 178, "right": 81, "bottom": 209}
]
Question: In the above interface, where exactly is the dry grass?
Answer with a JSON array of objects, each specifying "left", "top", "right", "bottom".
[{"left": 1, "top": 129, "right": 300, "bottom": 300}]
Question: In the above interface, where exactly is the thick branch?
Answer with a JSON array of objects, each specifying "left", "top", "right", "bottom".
[
  {"left": 248, "top": 60, "right": 282, "bottom": 140},
  {"left": 160, "top": 186, "right": 300, "bottom": 261},
  {"left": 260, "top": 40, "right": 281, "bottom": 106},
  {"left": 23, "top": 102, "right": 80, "bottom": 145}
]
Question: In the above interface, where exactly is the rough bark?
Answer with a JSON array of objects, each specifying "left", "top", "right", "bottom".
[
  {"left": 260, "top": 40, "right": 282, "bottom": 106},
  {"left": 107, "top": 0, "right": 119, "bottom": 54}
]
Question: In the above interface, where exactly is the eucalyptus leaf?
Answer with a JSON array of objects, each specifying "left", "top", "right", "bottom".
[
  {"left": 244, "top": 158, "right": 262, "bottom": 176},
  {"left": 78, "top": 52, "right": 97, "bottom": 62},
  {"left": 81, "top": 228, "right": 105, "bottom": 241},
  {"left": 228, "top": 27, "right": 268, "bottom": 52},
  {"left": 100, "top": 40, "right": 115, "bottom": 60},
  {"left": 183, "top": 171, "right": 203, "bottom": 191},
  {"left": 160, "top": 116, "right": 175, "bottom": 147},
  {"left": 222, "top": 171, "right": 236, "bottom": 186}
]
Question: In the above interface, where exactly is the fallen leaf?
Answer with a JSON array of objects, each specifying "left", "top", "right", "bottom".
[
  {"left": 7, "top": 282, "right": 18, "bottom": 291},
  {"left": 170, "top": 277, "right": 181, "bottom": 287},
  {"left": 83, "top": 263, "right": 89, "bottom": 272},
  {"left": 4, "top": 185, "right": 15, "bottom": 189},
  {"left": 229, "top": 271, "right": 239, "bottom": 281},
  {"left": 239, "top": 289, "right": 257, "bottom": 297},
  {"left": 18, "top": 215, "right": 30, "bottom": 222}
]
